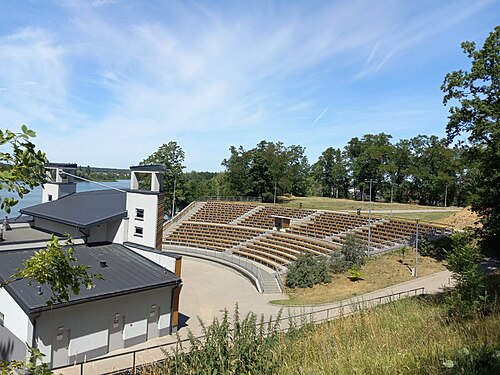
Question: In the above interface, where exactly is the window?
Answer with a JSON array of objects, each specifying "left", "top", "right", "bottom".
[
  {"left": 134, "top": 226, "right": 143, "bottom": 237},
  {"left": 48, "top": 194, "right": 53, "bottom": 202},
  {"left": 136, "top": 208, "right": 144, "bottom": 221},
  {"left": 0, "top": 311, "right": 4, "bottom": 326}
]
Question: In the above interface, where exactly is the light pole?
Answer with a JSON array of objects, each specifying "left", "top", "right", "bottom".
[
  {"left": 444, "top": 184, "right": 448, "bottom": 207},
  {"left": 273, "top": 179, "right": 277, "bottom": 205},
  {"left": 390, "top": 183, "right": 394, "bottom": 217},
  {"left": 413, "top": 218, "right": 420, "bottom": 277},
  {"left": 171, "top": 176, "right": 176, "bottom": 219},
  {"left": 365, "top": 180, "right": 376, "bottom": 256}
]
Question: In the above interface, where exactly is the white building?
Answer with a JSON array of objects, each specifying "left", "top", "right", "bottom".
[{"left": 0, "top": 164, "right": 182, "bottom": 369}]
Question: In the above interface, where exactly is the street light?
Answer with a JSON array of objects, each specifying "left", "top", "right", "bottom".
[
  {"left": 171, "top": 176, "right": 176, "bottom": 219},
  {"left": 413, "top": 218, "right": 420, "bottom": 277},
  {"left": 390, "top": 183, "right": 394, "bottom": 217},
  {"left": 365, "top": 180, "right": 376, "bottom": 256},
  {"left": 444, "top": 184, "right": 448, "bottom": 207}
]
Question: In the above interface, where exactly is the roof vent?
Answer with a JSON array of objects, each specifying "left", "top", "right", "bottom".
[
  {"left": 37, "top": 286, "right": 43, "bottom": 295},
  {"left": 100, "top": 260, "right": 107, "bottom": 268}
]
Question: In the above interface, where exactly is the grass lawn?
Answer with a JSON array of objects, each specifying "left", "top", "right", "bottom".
[
  {"left": 272, "top": 248, "right": 446, "bottom": 306},
  {"left": 279, "top": 196, "right": 459, "bottom": 212},
  {"left": 381, "top": 211, "right": 457, "bottom": 222}
]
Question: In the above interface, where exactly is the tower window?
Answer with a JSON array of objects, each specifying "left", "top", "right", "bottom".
[
  {"left": 48, "top": 194, "right": 53, "bottom": 202},
  {"left": 134, "top": 226, "right": 143, "bottom": 238},
  {"left": 0, "top": 311, "right": 4, "bottom": 326},
  {"left": 136, "top": 208, "right": 144, "bottom": 221}
]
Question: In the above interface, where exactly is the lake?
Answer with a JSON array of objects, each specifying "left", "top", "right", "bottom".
[{"left": 0, "top": 180, "right": 130, "bottom": 219}]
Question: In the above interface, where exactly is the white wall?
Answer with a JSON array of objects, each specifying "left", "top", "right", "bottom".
[
  {"left": 88, "top": 223, "right": 107, "bottom": 243},
  {"left": 41, "top": 183, "right": 76, "bottom": 203},
  {"left": 126, "top": 193, "right": 159, "bottom": 249},
  {"left": 128, "top": 247, "right": 177, "bottom": 273},
  {"left": 106, "top": 219, "right": 126, "bottom": 244},
  {"left": 0, "top": 287, "right": 32, "bottom": 361},
  {"left": 36, "top": 286, "right": 173, "bottom": 366}
]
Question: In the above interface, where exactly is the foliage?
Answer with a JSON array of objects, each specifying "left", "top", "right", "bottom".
[
  {"left": 441, "top": 26, "right": 500, "bottom": 251},
  {"left": 140, "top": 141, "right": 186, "bottom": 213},
  {"left": 76, "top": 165, "right": 129, "bottom": 181},
  {"left": 347, "top": 265, "right": 364, "bottom": 281},
  {"left": 286, "top": 253, "right": 332, "bottom": 288},
  {"left": 157, "top": 306, "right": 285, "bottom": 375},
  {"left": 0, "top": 236, "right": 103, "bottom": 305},
  {"left": 445, "top": 231, "right": 488, "bottom": 319},
  {"left": 328, "top": 235, "right": 367, "bottom": 275},
  {"left": 0, "top": 346, "right": 51, "bottom": 375},
  {"left": 0, "top": 125, "right": 47, "bottom": 213},
  {"left": 312, "top": 147, "right": 349, "bottom": 198},
  {"left": 222, "top": 141, "right": 310, "bottom": 202}
]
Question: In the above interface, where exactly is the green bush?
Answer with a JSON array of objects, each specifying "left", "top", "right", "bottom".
[
  {"left": 286, "top": 253, "right": 332, "bottom": 288},
  {"left": 329, "top": 234, "right": 367, "bottom": 274},
  {"left": 445, "top": 231, "right": 489, "bottom": 319}
]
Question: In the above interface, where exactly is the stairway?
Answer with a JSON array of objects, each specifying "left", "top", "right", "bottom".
[{"left": 229, "top": 205, "right": 264, "bottom": 225}]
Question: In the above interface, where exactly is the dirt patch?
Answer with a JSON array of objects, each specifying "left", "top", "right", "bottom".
[{"left": 438, "top": 207, "right": 480, "bottom": 230}]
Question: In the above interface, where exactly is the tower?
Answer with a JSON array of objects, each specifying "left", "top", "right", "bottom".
[
  {"left": 126, "top": 165, "right": 165, "bottom": 250},
  {"left": 41, "top": 163, "right": 78, "bottom": 203}
]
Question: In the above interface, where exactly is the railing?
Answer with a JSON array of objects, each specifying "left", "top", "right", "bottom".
[
  {"left": 53, "top": 287, "right": 425, "bottom": 375},
  {"left": 196, "top": 196, "right": 262, "bottom": 203},
  {"left": 162, "top": 246, "right": 268, "bottom": 293}
]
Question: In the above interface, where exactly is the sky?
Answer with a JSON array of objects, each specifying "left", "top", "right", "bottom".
[{"left": 0, "top": 0, "right": 498, "bottom": 171}]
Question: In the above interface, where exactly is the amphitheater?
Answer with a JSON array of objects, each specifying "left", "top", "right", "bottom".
[{"left": 163, "top": 200, "right": 452, "bottom": 294}]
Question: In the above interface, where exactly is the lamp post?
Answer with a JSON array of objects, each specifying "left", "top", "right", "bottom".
[
  {"left": 171, "top": 176, "right": 176, "bottom": 219},
  {"left": 390, "top": 183, "right": 394, "bottom": 217},
  {"left": 413, "top": 218, "right": 420, "bottom": 277},
  {"left": 273, "top": 179, "right": 277, "bottom": 205},
  {"left": 365, "top": 180, "right": 376, "bottom": 256},
  {"left": 444, "top": 184, "right": 448, "bottom": 207}
]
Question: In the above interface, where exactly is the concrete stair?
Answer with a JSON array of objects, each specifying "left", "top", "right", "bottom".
[
  {"left": 163, "top": 201, "right": 206, "bottom": 236},
  {"left": 229, "top": 205, "right": 264, "bottom": 225}
]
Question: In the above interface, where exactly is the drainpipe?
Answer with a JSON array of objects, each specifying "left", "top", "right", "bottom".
[{"left": 30, "top": 312, "right": 42, "bottom": 364}]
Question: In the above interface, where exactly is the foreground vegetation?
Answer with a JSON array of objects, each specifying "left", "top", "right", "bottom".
[
  {"left": 273, "top": 248, "right": 446, "bottom": 306},
  {"left": 140, "top": 293, "right": 499, "bottom": 375}
]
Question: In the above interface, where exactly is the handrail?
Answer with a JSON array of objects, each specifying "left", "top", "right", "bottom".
[{"left": 53, "top": 286, "right": 425, "bottom": 374}]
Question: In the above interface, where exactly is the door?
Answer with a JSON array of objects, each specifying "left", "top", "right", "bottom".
[
  {"left": 108, "top": 314, "right": 124, "bottom": 352},
  {"left": 51, "top": 327, "right": 69, "bottom": 368},
  {"left": 147, "top": 306, "right": 159, "bottom": 340}
]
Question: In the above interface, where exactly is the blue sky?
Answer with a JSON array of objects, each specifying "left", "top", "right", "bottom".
[{"left": 0, "top": 1, "right": 498, "bottom": 171}]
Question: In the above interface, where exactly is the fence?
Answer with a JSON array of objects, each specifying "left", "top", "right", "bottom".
[
  {"left": 53, "top": 287, "right": 425, "bottom": 375},
  {"left": 196, "top": 196, "right": 262, "bottom": 203},
  {"left": 162, "top": 246, "right": 268, "bottom": 293}
]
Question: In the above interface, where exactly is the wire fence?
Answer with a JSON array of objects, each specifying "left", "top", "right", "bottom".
[{"left": 53, "top": 286, "right": 425, "bottom": 375}]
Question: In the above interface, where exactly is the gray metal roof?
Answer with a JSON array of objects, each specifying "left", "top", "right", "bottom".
[
  {"left": 20, "top": 189, "right": 127, "bottom": 229},
  {"left": 0, "top": 243, "right": 181, "bottom": 315}
]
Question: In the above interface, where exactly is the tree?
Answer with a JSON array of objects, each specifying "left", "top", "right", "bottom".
[
  {"left": 441, "top": 26, "right": 500, "bottom": 251},
  {"left": 0, "top": 126, "right": 47, "bottom": 213},
  {"left": 141, "top": 141, "right": 186, "bottom": 213},
  {"left": 313, "top": 147, "right": 349, "bottom": 198}
]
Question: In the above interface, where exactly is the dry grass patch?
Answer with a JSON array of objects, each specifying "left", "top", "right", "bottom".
[
  {"left": 273, "top": 249, "right": 446, "bottom": 306},
  {"left": 382, "top": 211, "right": 457, "bottom": 223}
]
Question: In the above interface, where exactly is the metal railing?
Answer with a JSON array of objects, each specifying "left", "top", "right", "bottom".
[
  {"left": 197, "top": 196, "right": 262, "bottom": 203},
  {"left": 53, "top": 287, "right": 425, "bottom": 375},
  {"left": 163, "top": 246, "right": 269, "bottom": 293}
]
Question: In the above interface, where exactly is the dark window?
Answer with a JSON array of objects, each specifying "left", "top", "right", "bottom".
[
  {"left": 134, "top": 226, "right": 143, "bottom": 237},
  {"left": 0, "top": 312, "right": 4, "bottom": 326},
  {"left": 48, "top": 194, "right": 53, "bottom": 202},
  {"left": 136, "top": 208, "right": 144, "bottom": 220}
]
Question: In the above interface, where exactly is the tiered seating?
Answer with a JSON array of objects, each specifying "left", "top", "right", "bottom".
[
  {"left": 353, "top": 220, "right": 449, "bottom": 249},
  {"left": 240, "top": 206, "right": 315, "bottom": 229},
  {"left": 164, "top": 200, "right": 452, "bottom": 270},
  {"left": 189, "top": 201, "right": 257, "bottom": 224},
  {"left": 234, "top": 231, "right": 340, "bottom": 269},
  {"left": 164, "top": 222, "right": 263, "bottom": 252},
  {"left": 289, "top": 211, "right": 374, "bottom": 239}
]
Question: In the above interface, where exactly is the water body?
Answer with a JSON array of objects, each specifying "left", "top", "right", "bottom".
[{"left": 0, "top": 180, "right": 130, "bottom": 219}]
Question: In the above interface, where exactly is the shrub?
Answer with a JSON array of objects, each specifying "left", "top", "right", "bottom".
[
  {"left": 445, "top": 231, "right": 489, "bottom": 319},
  {"left": 328, "top": 234, "right": 367, "bottom": 275},
  {"left": 286, "top": 253, "right": 332, "bottom": 288}
]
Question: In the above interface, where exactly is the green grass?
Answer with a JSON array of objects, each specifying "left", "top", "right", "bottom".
[
  {"left": 381, "top": 211, "right": 457, "bottom": 222},
  {"left": 271, "top": 249, "right": 446, "bottom": 306},
  {"left": 279, "top": 196, "right": 459, "bottom": 213},
  {"left": 278, "top": 297, "right": 500, "bottom": 374}
]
